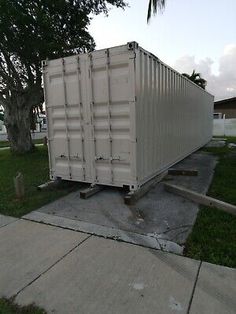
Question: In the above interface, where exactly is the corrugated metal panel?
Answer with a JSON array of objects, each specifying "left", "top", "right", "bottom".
[
  {"left": 43, "top": 42, "right": 213, "bottom": 191},
  {"left": 43, "top": 54, "right": 91, "bottom": 182},
  {"left": 43, "top": 45, "right": 137, "bottom": 187},
  {"left": 135, "top": 46, "right": 213, "bottom": 186}
]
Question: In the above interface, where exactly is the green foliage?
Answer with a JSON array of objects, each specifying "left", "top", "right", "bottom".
[
  {"left": 147, "top": 0, "right": 166, "bottom": 22},
  {"left": 0, "top": 0, "right": 127, "bottom": 152},
  {"left": 182, "top": 70, "right": 207, "bottom": 89},
  {"left": 0, "top": 0, "right": 126, "bottom": 91},
  {"left": 185, "top": 139, "right": 236, "bottom": 267}
]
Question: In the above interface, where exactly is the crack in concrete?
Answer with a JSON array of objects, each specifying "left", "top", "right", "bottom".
[
  {"left": 162, "top": 224, "right": 193, "bottom": 234},
  {"left": 24, "top": 213, "right": 183, "bottom": 255},
  {"left": 0, "top": 217, "right": 19, "bottom": 229},
  {"left": 12, "top": 234, "right": 92, "bottom": 300},
  {"left": 168, "top": 229, "right": 190, "bottom": 243},
  {"left": 187, "top": 261, "right": 202, "bottom": 314}
]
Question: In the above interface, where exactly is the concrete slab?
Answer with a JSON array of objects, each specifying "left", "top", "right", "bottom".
[
  {"left": 189, "top": 262, "right": 236, "bottom": 314},
  {"left": 25, "top": 152, "right": 217, "bottom": 248},
  {"left": 0, "top": 214, "right": 18, "bottom": 228},
  {"left": 16, "top": 236, "right": 200, "bottom": 314},
  {"left": 206, "top": 140, "right": 226, "bottom": 148},
  {"left": 0, "top": 219, "right": 89, "bottom": 298},
  {"left": 24, "top": 211, "right": 183, "bottom": 255}
]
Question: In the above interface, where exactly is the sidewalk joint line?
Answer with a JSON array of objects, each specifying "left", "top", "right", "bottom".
[
  {"left": 0, "top": 218, "right": 20, "bottom": 230},
  {"left": 12, "top": 234, "right": 92, "bottom": 300},
  {"left": 23, "top": 213, "right": 183, "bottom": 255},
  {"left": 187, "top": 261, "right": 202, "bottom": 314}
]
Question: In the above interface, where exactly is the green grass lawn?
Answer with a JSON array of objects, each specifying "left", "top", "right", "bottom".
[
  {"left": 0, "top": 146, "right": 78, "bottom": 217},
  {"left": 0, "top": 138, "right": 44, "bottom": 148},
  {"left": 0, "top": 298, "right": 46, "bottom": 314},
  {"left": 185, "top": 137, "right": 236, "bottom": 268}
]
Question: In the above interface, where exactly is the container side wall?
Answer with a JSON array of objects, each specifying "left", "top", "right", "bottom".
[{"left": 135, "top": 48, "right": 213, "bottom": 186}]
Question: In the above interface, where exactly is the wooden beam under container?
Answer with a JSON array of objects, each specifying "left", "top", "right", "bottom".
[{"left": 164, "top": 183, "right": 236, "bottom": 216}]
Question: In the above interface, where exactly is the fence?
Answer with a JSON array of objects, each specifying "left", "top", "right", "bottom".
[{"left": 213, "top": 116, "right": 236, "bottom": 136}]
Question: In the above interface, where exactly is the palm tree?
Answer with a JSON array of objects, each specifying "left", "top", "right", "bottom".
[
  {"left": 182, "top": 70, "right": 207, "bottom": 90},
  {"left": 147, "top": 0, "right": 166, "bottom": 22}
]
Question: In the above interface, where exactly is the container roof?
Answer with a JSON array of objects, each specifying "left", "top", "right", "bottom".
[{"left": 214, "top": 96, "right": 236, "bottom": 105}]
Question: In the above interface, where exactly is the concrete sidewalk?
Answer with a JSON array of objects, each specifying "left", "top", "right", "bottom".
[{"left": 0, "top": 217, "right": 235, "bottom": 314}]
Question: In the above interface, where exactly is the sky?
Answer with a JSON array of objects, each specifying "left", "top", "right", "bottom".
[{"left": 89, "top": 0, "right": 236, "bottom": 100}]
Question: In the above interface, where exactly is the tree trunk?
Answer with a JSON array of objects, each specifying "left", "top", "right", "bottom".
[
  {"left": 4, "top": 100, "right": 33, "bottom": 154},
  {"left": 2, "top": 85, "right": 43, "bottom": 154}
]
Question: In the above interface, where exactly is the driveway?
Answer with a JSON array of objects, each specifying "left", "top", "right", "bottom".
[
  {"left": 24, "top": 151, "right": 217, "bottom": 254},
  {"left": 0, "top": 215, "right": 235, "bottom": 314}
]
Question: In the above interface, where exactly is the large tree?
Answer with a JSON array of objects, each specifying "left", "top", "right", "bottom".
[{"left": 0, "top": 0, "right": 126, "bottom": 153}]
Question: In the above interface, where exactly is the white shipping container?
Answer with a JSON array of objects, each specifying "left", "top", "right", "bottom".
[{"left": 43, "top": 42, "right": 213, "bottom": 191}]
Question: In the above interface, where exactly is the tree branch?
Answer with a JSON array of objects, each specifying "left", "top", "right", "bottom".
[
  {"left": 0, "top": 91, "right": 7, "bottom": 109},
  {"left": 25, "top": 63, "right": 35, "bottom": 85},
  {"left": 0, "top": 63, "right": 15, "bottom": 87},
  {"left": 0, "top": 48, "right": 23, "bottom": 88},
  {"left": 35, "top": 66, "right": 41, "bottom": 85}
]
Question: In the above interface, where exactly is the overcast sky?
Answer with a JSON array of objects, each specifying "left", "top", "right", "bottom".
[{"left": 89, "top": 0, "right": 236, "bottom": 100}]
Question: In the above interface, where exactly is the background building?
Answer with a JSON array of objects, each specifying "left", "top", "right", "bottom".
[{"left": 214, "top": 97, "right": 236, "bottom": 118}]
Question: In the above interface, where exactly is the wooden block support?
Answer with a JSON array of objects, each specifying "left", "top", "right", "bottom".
[
  {"left": 168, "top": 169, "right": 198, "bottom": 176},
  {"left": 37, "top": 179, "right": 61, "bottom": 191},
  {"left": 124, "top": 172, "right": 167, "bottom": 205},
  {"left": 164, "top": 183, "right": 236, "bottom": 216},
  {"left": 80, "top": 185, "right": 104, "bottom": 199}
]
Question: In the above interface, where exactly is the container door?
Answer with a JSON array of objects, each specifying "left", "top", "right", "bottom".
[
  {"left": 85, "top": 47, "right": 136, "bottom": 187},
  {"left": 44, "top": 55, "right": 91, "bottom": 182}
]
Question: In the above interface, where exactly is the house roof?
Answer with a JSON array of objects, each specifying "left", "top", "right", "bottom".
[{"left": 214, "top": 97, "right": 236, "bottom": 106}]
